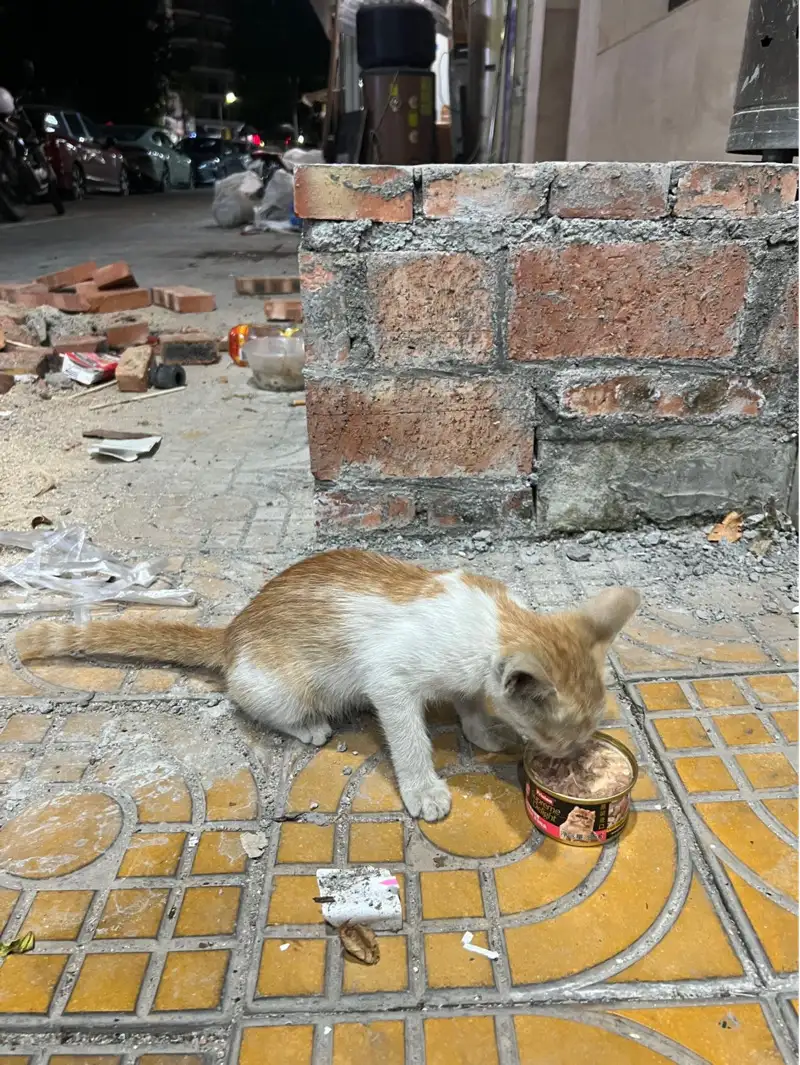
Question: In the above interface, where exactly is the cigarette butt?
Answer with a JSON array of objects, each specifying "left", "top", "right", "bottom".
[{"left": 289, "top": 397, "right": 306, "bottom": 407}]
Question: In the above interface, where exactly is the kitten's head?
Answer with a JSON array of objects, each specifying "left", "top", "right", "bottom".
[{"left": 487, "top": 588, "right": 640, "bottom": 758}]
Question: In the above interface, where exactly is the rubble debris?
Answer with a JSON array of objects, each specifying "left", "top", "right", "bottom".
[
  {"left": 0, "top": 348, "right": 51, "bottom": 377},
  {"left": 0, "top": 314, "right": 38, "bottom": 347},
  {"left": 158, "top": 332, "right": 219, "bottom": 365},
  {"left": 0, "top": 524, "right": 195, "bottom": 614},
  {"left": 339, "top": 923, "right": 380, "bottom": 965},
  {"left": 36, "top": 262, "right": 96, "bottom": 289},
  {"left": 53, "top": 335, "right": 108, "bottom": 355},
  {"left": 116, "top": 345, "right": 154, "bottom": 393},
  {"left": 236, "top": 276, "right": 301, "bottom": 296},
  {"left": 240, "top": 831, "right": 268, "bottom": 859},
  {"left": 87, "top": 435, "right": 161, "bottom": 462},
  {"left": 565, "top": 544, "right": 592, "bottom": 562},
  {"left": 61, "top": 351, "right": 119, "bottom": 387},
  {"left": 106, "top": 321, "right": 150, "bottom": 350},
  {"left": 315, "top": 867, "right": 402, "bottom": 931},
  {"left": 94, "top": 262, "right": 137, "bottom": 290},
  {"left": 152, "top": 286, "right": 216, "bottom": 314},
  {"left": 460, "top": 931, "right": 499, "bottom": 961},
  {"left": 707, "top": 512, "right": 744, "bottom": 544},
  {"left": 264, "top": 296, "right": 303, "bottom": 322}
]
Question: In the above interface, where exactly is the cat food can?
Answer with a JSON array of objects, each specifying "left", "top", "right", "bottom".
[{"left": 522, "top": 732, "right": 638, "bottom": 847}]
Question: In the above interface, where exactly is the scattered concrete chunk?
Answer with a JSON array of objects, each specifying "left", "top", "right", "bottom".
[{"left": 116, "top": 345, "right": 153, "bottom": 393}]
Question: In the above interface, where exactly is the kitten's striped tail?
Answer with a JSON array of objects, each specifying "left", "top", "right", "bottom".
[{"left": 16, "top": 618, "right": 227, "bottom": 671}]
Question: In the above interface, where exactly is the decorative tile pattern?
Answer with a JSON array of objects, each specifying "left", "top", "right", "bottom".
[{"left": 0, "top": 667, "right": 795, "bottom": 1061}]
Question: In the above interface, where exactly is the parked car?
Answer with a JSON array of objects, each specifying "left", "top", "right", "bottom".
[
  {"left": 23, "top": 106, "right": 128, "bottom": 198},
  {"left": 178, "top": 136, "right": 249, "bottom": 186},
  {"left": 104, "top": 126, "right": 193, "bottom": 191}
]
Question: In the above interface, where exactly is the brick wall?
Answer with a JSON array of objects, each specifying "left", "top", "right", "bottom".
[{"left": 296, "top": 162, "right": 798, "bottom": 536}]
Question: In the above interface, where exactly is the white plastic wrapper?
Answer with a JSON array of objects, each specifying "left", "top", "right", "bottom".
[
  {"left": 212, "top": 170, "right": 263, "bottom": 228},
  {"left": 0, "top": 525, "right": 196, "bottom": 615}
]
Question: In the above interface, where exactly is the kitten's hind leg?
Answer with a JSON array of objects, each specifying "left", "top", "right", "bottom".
[
  {"left": 369, "top": 686, "right": 451, "bottom": 822},
  {"left": 227, "top": 659, "right": 332, "bottom": 747}
]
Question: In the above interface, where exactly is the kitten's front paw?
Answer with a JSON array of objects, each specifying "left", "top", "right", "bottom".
[
  {"left": 309, "top": 723, "right": 333, "bottom": 746},
  {"left": 402, "top": 779, "right": 452, "bottom": 822}
]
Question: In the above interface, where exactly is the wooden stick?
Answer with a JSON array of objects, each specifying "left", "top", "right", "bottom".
[
  {"left": 89, "top": 385, "right": 187, "bottom": 412},
  {"left": 65, "top": 379, "right": 117, "bottom": 400}
]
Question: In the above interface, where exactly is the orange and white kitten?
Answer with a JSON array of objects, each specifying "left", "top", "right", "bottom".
[{"left": 16, "top": 549, "right": 640, "bottom": 822}]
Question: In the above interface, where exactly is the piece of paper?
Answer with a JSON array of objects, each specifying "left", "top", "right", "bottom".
[
  {"left": 88, "top": 435, "right": 161, "bottom": 462},
  {"left": 315, "top": 867, "right": 402, "bottom": 930}
]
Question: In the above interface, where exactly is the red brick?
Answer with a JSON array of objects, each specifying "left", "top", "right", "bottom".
[
  {"left": 367, "top": 252, "right": 495, "bottom": 366},
  {"left": 315, "top": 489, "right": 416, "bottom": 531},
  {"left": 0, "top": 347, "right": 51, "bottom": 376},
  {"left": 561, "top": 375, "right": 765, "bottom": 418},
  {"left": 48, "top": 290, "right": 95, "bottom": 313},
  {"left": 306, "top": 377, "right": 532, "bottom": 480},
  {"left": 94, "top": 261, "right": 137, "bottom": 289},
  {"left": 106, "top": 322, "right": 150, "bottom": 350},
  {"left": 236, "top": 276, "right": 300, "bottom": 296},
  {"left": 508, "top": 242, "right": 749, "bottom": 362},
  {"left": 549, "top": 162, "right": 670, "bottom": 219},
  {"left": 264, "top": 297, "right": 303, "bottom": 322},
  {"left": 0, "top": 316, "right": 37, "bottom": 347},
  {"left": 152, "top": 286, "right": 215, "bottom": 313},
  {"left": 116, "top": 345, "right": 153, "bottom": 392},
  {"left": 53, "top": 334, "right": 108, "bottom": 354},
  {"left": 157, "top": 333, "right": 219, "bottom": 365},
  {"left": 421, "top": 164, "right": 550, "bottom": 220},
  {"left": 91, "top": 288, "right": 151, "bottom": 313},
  {"left": 36, "top": 261, "right": 96, "bottom": 290},
  {"left": 294, "top": 165, "right": 413, "bottom": 222},
  {"left": 673, "top": 163, "right": 798, "bottom": 218},
  {"left": 0, "top": 283, "right": 50, "bottom": 307}
]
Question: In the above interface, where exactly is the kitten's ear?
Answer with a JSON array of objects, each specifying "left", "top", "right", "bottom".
[
  {"left": 497, "top": 652, "right": 556, "bottom": 706},
  {"left": 580, "top": 587, "right": 641, "bottom": 645}
]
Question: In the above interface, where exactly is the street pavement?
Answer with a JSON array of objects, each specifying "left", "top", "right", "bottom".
[{"left": 0, "top": 192, "right": 796, "bottom": 1065}]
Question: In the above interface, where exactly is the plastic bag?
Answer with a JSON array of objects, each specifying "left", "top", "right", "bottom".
[
  {"left": 0, "top": 525, "right": 196, "bottom": 615},
  {"left": 255, "top": 169, "right": 294, "bottom": 223},
  {"left": 212, "top": 170, "right": 263, "bottom": 228}
]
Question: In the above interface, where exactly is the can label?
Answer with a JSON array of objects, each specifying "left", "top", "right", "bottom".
[{"left": 524, "top": 781, "right": 629, "bottom": 845}]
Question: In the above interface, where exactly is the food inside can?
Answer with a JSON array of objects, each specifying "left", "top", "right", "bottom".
[{"left": 522, "top": 732, "right": 637, "bottom": 846}]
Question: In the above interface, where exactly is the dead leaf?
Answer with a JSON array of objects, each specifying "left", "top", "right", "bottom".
[
  {"left": 707, "top": 511, "right": 743, "bottom": 543},
  {"left": 0, "top": 931, "right": 35, "bottom": 957},
  {"left": 339, "top": 923, "right": 379, "bottom": 965}
]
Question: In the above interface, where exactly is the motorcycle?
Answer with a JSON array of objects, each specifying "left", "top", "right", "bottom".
[{"left": 0, "top": 80, "right": 64, "bottom": 222}]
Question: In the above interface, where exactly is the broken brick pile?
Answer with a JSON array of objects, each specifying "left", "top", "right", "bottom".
[
  {"left": 0, "top": 261, "right": 221, "bottom": 389},
  {"left": 295, "top": 162, "right": 799, "bottom": 537}
]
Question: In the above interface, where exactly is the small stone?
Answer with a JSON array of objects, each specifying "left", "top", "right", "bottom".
[
  {"left": 309, "top": 801, "right": 319, "bottom": 810},
  {"left": 39, "top": 701, "right": 54, "bottom": 715},
  {"left": 641, "top": 530, "right": 661, "bottom": 546},
  {"left": 749, "top": 573, "right": 761, "bottom": 582},
  {"left": 694, "top": 609, "right": 711, "bottom": 621},
  {"left": 565, "top": 544, "right": 591, "bottom": 562},
  {"left": 337, "top": 741, "right": 347, "bottom": 753},
  {"left": 473, "top": 529, "right": 492, "bottom": 542},
  {"left": 342, "top": 766, "right": 353, "bottom": 776},
  {"left": 746, "top": 513, "right": 765, "bottom": 525},
  {"left": 578, "top": 530, "right": 599, "bottom": 544},
  {"left": 743, "top": 529, "right": 759, "bottom": 541}
]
